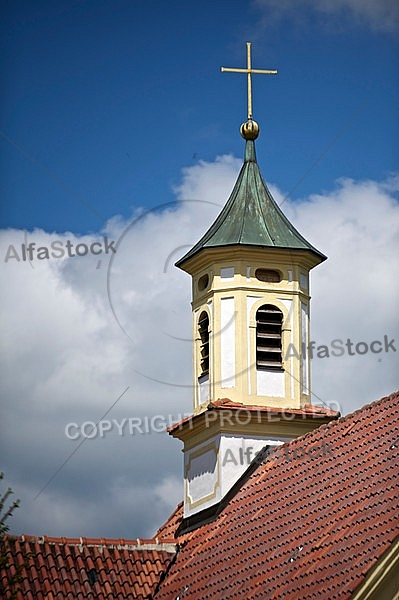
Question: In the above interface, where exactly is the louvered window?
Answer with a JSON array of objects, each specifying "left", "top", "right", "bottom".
[
  {"left": 198, "top": 311, "right": 209, "bottom": 376},
  {"left": 256, "top": 304, "right": 283, "bottom": 370}
]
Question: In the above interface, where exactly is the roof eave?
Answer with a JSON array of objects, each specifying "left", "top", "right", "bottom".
[{"left": 176, "top": 243, "right": 327, "bottom": 275}]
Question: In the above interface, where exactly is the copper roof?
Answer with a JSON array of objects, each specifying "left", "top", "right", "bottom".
[
  {"left": 176, "top": 139, "right": 326, "bottom": 269},
  {"left": 156, "top": 391, "right": 399, "bottom": 599}
]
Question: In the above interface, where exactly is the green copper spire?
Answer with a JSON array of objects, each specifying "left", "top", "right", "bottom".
[{"left": 176, "top": 138, "right": 326, "bottom": 269}]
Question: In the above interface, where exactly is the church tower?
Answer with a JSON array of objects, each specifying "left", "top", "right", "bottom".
[
  {"left": 176, "top": 135, "right": 325, "bottom": 413},
  {"left": 169, "top": 43, "right": 338, "bottom": 523}
]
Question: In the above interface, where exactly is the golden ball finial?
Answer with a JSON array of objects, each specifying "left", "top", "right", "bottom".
[{"left": 240, "top": 119, "right": 259, "bottom": 140}]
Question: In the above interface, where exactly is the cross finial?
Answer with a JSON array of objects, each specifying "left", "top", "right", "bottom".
[{"left": 221, "top": 42, "right": 277, "bottom": 121}]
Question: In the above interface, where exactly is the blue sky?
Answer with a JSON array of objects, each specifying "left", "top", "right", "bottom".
[
  {"left": 0, "top": 1, "right": 398, "bottom": 539},
  {"left": 1, "top": 0, "right": 398, "bottom": 233}
]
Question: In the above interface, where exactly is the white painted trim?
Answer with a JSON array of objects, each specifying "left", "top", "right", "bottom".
[
  {"left": 220, "top": 297, "right": 235, "bottom": 388},
  {"left": 301, "top": 302, "right": 308, "bottom": 394},
  {"left": 257, "top": 369, "right": 284, "bottom": 397},
  {"left": 246, "top": 296, "right": 261, "bottom": 395}
]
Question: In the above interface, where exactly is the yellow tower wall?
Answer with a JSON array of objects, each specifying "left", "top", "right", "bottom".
[{"left": 186, "top": 246, "right": 319, "bottom": 413}]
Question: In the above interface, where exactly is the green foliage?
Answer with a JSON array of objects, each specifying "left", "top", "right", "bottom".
[
  {"left": 0, "top": 473, "right": 21, "bottom": 538},
  {"left": 0, "top": 472, "right": 22, "bottom": 599}
]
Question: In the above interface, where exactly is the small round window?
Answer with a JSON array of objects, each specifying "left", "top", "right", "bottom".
[
  {"left": 198, "top": 274, "right": 209, "bottom": 291},
  {"left": 255, "top": 269, "right": 281, "bottom": 283}
]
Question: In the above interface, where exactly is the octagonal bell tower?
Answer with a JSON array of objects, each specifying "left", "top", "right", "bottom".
[{"left": 176, "top": 136, "right": 326, "bottom": 414}]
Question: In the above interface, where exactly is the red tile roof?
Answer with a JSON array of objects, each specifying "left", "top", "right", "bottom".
[
  {"left": 2, "top": 392, "right": 398, "bottom": 599},
  {"left": 156, "top": 391, "right": 399, "bottom": 599},
  {"left": 0, "top": 535, "right": 177, "bottom": 599},
  {"left": 210, "top": 398, "right": 336, "bottom": 415},
  {"left": 155, "top": 503, "right": 184, "bottom": 542}
]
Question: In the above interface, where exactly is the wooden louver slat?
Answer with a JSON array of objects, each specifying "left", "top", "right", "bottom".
[
  {"left": 256, "top": 304, "right": 283, "bottom": 370},
  {"left": 198, "top": 311, "right": 209, "bottom": 376}
]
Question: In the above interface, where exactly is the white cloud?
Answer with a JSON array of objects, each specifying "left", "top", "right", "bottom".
[
  {"left": 0, "top": 154, "right": 398, "bottom": 539},
  {"left": 282, "top": 176, "right": 399, "bottom": 408},
  {"left": 254, "top": 0, "right": 399, "bottom": 32}
]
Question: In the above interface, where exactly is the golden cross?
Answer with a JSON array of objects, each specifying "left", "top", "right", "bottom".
[{"left": 221, "top": 42, "right": 277, "bottom": 120}]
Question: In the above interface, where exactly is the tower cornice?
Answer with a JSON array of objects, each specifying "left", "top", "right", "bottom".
[{"left": 178, "top": 244, "right": 326, "bottom": 276}]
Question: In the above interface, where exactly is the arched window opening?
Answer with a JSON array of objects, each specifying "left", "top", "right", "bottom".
[
  {"left": 198, "top": 311, "right": 209, "bottom": 376},
  {"left": 256, "top": 304, "right": 283, "bottom": 370}
]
